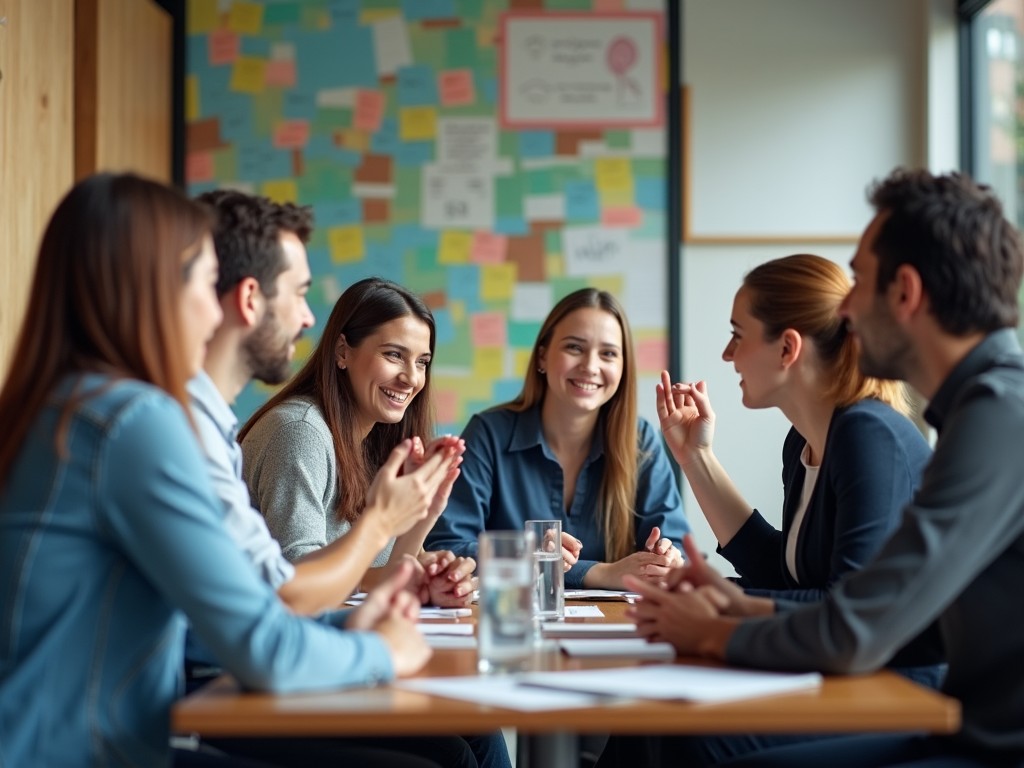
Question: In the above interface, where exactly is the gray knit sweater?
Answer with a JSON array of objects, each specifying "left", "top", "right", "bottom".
[{"left": 240, "top": 396, "right": 394, "bottom": 566}]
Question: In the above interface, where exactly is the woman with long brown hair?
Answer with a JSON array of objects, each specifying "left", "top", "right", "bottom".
[
  {"left": 0, "top": 174, "right": 459, "bottom": 768},
  {"left": 426, "top": 287, "right": 688, "bottom": 589}
]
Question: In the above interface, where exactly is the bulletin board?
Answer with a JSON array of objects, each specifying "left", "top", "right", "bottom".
[{"left": 185, "top": 0, "right": 670, "bottom": 435}]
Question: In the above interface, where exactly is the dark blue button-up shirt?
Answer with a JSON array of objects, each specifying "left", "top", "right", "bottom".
[{"left": 426, "top": 404, "right": 688, "bottom": 588}]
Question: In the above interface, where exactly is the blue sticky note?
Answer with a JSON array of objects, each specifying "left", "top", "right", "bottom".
[
  {"left": 283, "top": 89, "right": 317, "bottom": 120},
  {"left": 396, "top": 141, "right": 435, "bottom": 167},
  {"left": 402, "top": 0, "right": 455, "bottom": 21},
  {"left": 493, "top": 217, "right": 529, "bottom": 236},
  {"left": 340, "top": 243, "right": 404, "bottom": 284},
  {"left": 397, "top": 65, "right": 440, "bottom": 106},
  {"left": 187, "top": 180, "right": 220, "bottom": 197},
  {"left": 392, "top": 225, "right": 439, "bottom": 252},
  {"left": 493, "top": 378, "right": 523, "bottom": 403},
  {"left": 479, "top": 76, "right": 498, "bottom": 106},
  {"left": 565, "top": 180, "right": 600, "bottom": 222},
  {"left": 447, "top": 265, "right": 481, "bottom": 305},
  {"left": 305, "top": 134, "right": 339, "bottom": 159},
  {"left": 518, "top": 131, "right": 555, "bottom": 158},
  {"left": 433, "top": 308, "right": 457, "bottom": 345},
  {"left": 293, "top": 28, "right": 375, "bottom": 91},
  {"left": 313, "top": 200, "right": 361, "bottom": 228},
  {"left": 217, "top": 94, "right": 256, "bottom": 143},
  {"left": 327, "top": 0, "right": 360, "bottom": 24},
  {"left": 186, "top": 35, "right": 212, "bottom": 71},
  {"left": 635, "top": 177, "right": 666, "bottom": 210},
  {"left": 306, "top": 246, "right": 333, "bottom": 275},
  {"left": 371, "top": 118, "right": 399, "bottom": 154},
  {"left": 236, "top": 143, "right": 293, "bottom": 181}
]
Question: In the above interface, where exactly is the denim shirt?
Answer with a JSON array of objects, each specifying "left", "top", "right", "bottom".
[
  {"left": 0, "top": 375, "right": 393, "bottom": 768},
  {"left": 425, "top": 405, "right": 688, "bottom": 588}
]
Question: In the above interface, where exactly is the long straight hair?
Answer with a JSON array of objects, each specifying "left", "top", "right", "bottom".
[
  {"left": 0, "top": 173, "right": 213, "bottom": 487},
  {"left": 502, "top": 288, "right": 639, "bottom": 561},
  {"left": 743, "top": 254, "right": 910, "bottom": 413},
  {"left": 240, "top": 277, "right": 436, "bottom": 522}
]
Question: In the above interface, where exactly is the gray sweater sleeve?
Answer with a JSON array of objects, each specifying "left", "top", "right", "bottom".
[
  {"left": 727, "top": 379, "right": 1024, "bottom": 674},
  {"left": 242, "top": 404, "right": 337, "bottom": 563}
]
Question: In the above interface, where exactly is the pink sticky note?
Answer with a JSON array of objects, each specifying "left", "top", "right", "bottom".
[
  {"left": 435, "top": 389, "right": 460, "bottom": 425},
  {"left": 264, "top": 59, "right": 296, "bottom": 88},
  {"left": 635, "top": 338, "right": 668, "bottom": 373},
  {"left": 208, "top": 29, "right": 240, "bottom": 66},
  {"left": 186, "top": 151, "right": 214, "bottom": 183},
  {"left": 354, "top": 90, "right": 385, "bottom": 132},
  {"left": 471, "top": 312, "right": 508, "bottom": 348},
  {"left": 470, "top": 232, "right": 508, "bottom": 264},
  {"left": 601, "top": 207, "right": 643, "bottom": 227},
  {"left": 438, "top": 69, "right": 476, "bottom": 107},
  {"left": 273, "top": 119, "right": 310, "bottom": 149}
]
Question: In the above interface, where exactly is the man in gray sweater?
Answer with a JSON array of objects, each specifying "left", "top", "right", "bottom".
[{"left": 620, "top": 168, "right": 1024, "bottom": 767}]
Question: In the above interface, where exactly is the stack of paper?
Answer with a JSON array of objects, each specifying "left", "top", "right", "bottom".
[
  {"left": 540, "top": 622, "right": 638, "bottom": 639},
  {"left": 558, "top": 638, "right": 675, "bottom": 660}
]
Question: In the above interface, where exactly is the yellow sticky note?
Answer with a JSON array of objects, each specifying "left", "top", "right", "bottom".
[
  {"left": 480, "top": 263, "right": 517, "bottom": 301},
  {"left": 260, "top": 180, "right": 298, "bottom": 204},
  {"left": 399, "top": 106, "right": 437, "bottom": 142},
  {"left": 433, "top": 374, "right": 493, "bottom": 402},
  {"left": 360, "top": 8, "right": 400, "bottom": 23},
  {"left": 338, "top": 129, "right": 370, "bottom": 153},
  {"left": 599, "top": 188, "right": 635, "bottom": 208},
  {"left": 187, "top": 0, "right": 218, "bottom": 35},
  {"left": 513, "top": 349, "right": 533, "bottom": 378},
  {"left": 228, "top": 1, "right": 264, "bottom": 35},
  {"left": 473, "top": 347, "right": 505, "bottom": 379},
  {"left": 595, "top": 157, "right": 633, "bottom": 195},
  {"left": 230, "top": 57, "right": 266, "bottom": 94},
  {"left": 545, "top": 254, "right": 564, "bottom": 278},
  {"left": 439, "top": 231, "right": 472, "bottom": 265},
  {"left": 185, "top": 75, "right": 200, "bottom": 122},
  {"left": 591, "top": 275, "right": 623, "bottom": 295},
  {"left": 328, "top": 226, "right": 365, "bottom": 263}
]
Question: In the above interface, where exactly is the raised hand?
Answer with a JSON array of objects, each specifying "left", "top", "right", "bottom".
[
  {"left": 364, "top": 439, "right": 457, "bottom": 539},
  {"left": 404, "top": 435, "right": 466, "bottom": 523},
  {"left": 656, "top": 371, "right": 716, "bottom": 466}
]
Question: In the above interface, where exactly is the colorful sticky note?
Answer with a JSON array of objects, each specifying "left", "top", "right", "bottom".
[
  {"left": 473, "top": 347, "right": 504, "bottom": 379},
  {"left": 187, "top": 0, "right": 219, "bottom": 35},
  {"left": 185, "top": 75, "right": 200, "bottom": 122},
  {"left": 273, "top": 120, "right": 310, "bottom": 149},
  {"left": 209, "top": 30, "right": 240, "bottom": 66},
  {"left": 399, "top": 106, "right": 438, "bottom": 142},
  {"left": 439, "top": 231, "right": 473, "bottom": 265},
  {"left": 481, "top": 263, "right": 517, "bottom": 301},
  {"left": 435, "top": 389, "right": 460, "bottom": 425},
  {"left": 228, "top": 2, "right": 264, "bottom": 35},
  {"left": 260, "top": 179, "right": 298, "bottom": 204},
  {"left": 397, "top": 65, "right": 439, "bottom": 106},
  {"left": 438, "top": 69, "right": 475, "bottom": 107},
  {"left": 470, "top": 232, "right": 508, "bottom": 264},
  {"left": 471, "top": 312, "right": 508, "bottom": 347},
  {"left": 354, "top": 89, "right": 385, "bottom": 132},
  {"left": 328, "top": 225, "right": 365, "bottom": 263},
  {"left": 635, "top": 338, "right": 668, "bottom": 373},
  {"left": 594, "top": 157, "right": 634, "bottom": 195},
  {"left": 264, "top": 59, "right": 296, "bottom": 88},
  {"left": 186, "top": 151, "right": 214, "bottom": 183},
  {"left": 601, "top": 207, "right": 643, "bottom": 227},
  {"left": 230, "top": 57, "right": 266, "bottom": 94}
]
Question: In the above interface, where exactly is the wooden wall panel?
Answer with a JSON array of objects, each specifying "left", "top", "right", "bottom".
[
  {"left": 0, "top": 0, "right": 74, "bottom": 382},
  {"left": 76, "top": 0, "right": 171, "bottom": 182}
]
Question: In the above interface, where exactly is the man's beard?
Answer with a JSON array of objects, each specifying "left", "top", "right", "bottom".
[{"left": 244, "top": 311, "right": 294, "bottom": 385}]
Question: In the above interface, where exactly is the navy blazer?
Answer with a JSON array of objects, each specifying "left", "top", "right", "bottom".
[{"left": 721, "top": 398, "right": 931, "bottom": 602}]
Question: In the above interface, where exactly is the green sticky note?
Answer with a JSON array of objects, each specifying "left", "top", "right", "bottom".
[
  {"left": 509, "top": 321, "right": 542, "bottom": 347},
  {"left": 525, "top": 168, "right": 557, "bottom": 195},
  {"left": 550, "top": 277, "right": 589, "bottom": 299},
  {"left": 455, "top": 0, "right": 486, "bottom": 19},
  {"left": 445, "top": 28, "right": 478, "bottom": 70},
  {"left": 395, "top": 167, "right": 422, "bottom": 212},
  {"left": 312, "top": 107, "right": 349, "bottom": 135},
  {"left": 633, "top": 158, "right": 665, "bottom": 177},
  {"left": 605, "top": 130, "right": 631, "bottom": 150},
  {"left": 212, "top": 146, "right": 238, "bottom": 181},
  {"left": 251, "top": 89, "right": 283, "bottom": 138},
  {"left": 544, "top": 229, "right": 561, "bottom": 255},
  {"left": 496, "top": 176, "right": 524, "bottom": 218},
  {"left": 263, "top": 3, "right": 301, "bottom": 25},
  {"left": 298, "top": 162, "right": 352, "bottom": 201},
  {"left": 409, "top": 26, "right": 446, "bottom": 70}
]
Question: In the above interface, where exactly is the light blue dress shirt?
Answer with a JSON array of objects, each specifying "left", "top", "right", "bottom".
[
  {"left": 0, "top": 375, "right": 393, "bottom": 767},
  {"left": 425, "top": 405, "right": 688, "bottom": 588}
]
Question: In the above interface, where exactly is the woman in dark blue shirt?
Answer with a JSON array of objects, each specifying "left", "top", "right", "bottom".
[{"left": 426, "top": 288, "right": 689, "bottom": 589}]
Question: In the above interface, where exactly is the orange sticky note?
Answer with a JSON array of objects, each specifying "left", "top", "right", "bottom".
[
  {"left": 273, "top": 120, "right": 310, "bottom": 149},
  {"left": 354, "top": 90, "right": 385, "bottom": 132},
  {"left": 470, "top": 232, "right": 508, "bottom": 264},
  {"left": 209, "top": 29, "right": 240, "bottom": 66},
  {"left": 438, "top": 69, "right": 475, "bottom": 107},
  {"left": 186, "top": 151, "right": 214, "bottom": 183},
  {"left": 264, "top": 59, "right": 296, "bottom": 88},
  {"left": 601, "top": 207, "right": 643, "bottom": 227},
  {"left": 471, "top": 312, "right": 508, "bottom": 347},
  {"left": 435, "top": 389, "right": 460, "bottom": 425}
]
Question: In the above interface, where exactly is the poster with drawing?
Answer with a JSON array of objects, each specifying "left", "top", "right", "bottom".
[{"left": 500, "top": 12, "right": 662, "bottom": 128}]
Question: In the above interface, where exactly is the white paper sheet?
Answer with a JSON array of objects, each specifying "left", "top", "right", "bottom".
[
  {"left": 564, "top": 589, "right": 640, "bottom": 601},
  {"left": 416, "top": 623, "right": 474, "bottom": 636},
  {"left": 425, "top": 635, "right": 478, "bottom": 650},
  {"left": 396, "top": 675, "right": 601, "bottom": 711},
  {"left": 559, "top": 639, "right": 675, "bottom": 660},
  {"left": 563, "top": 605, "right": 604, "bottom": 618},
  {"left": 519, "top": 664, "right": 823, "bottom": 703}
]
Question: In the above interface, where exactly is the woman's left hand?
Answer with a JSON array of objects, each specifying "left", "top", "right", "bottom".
[
  {"left": 404, "top": 435, "right": 466, "bottom": 522},
  {"left": 643, "top": 526, "right": 684, "bottom": 579}
]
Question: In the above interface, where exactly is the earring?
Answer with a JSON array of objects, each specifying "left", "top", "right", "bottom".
[{"left": 537, "top": 367, "right": 546, "bottom": 375}]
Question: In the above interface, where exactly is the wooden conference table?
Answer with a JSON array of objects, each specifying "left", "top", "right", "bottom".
[{"left": 174, "top": 601, "right": 959, "bottom": 768}]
